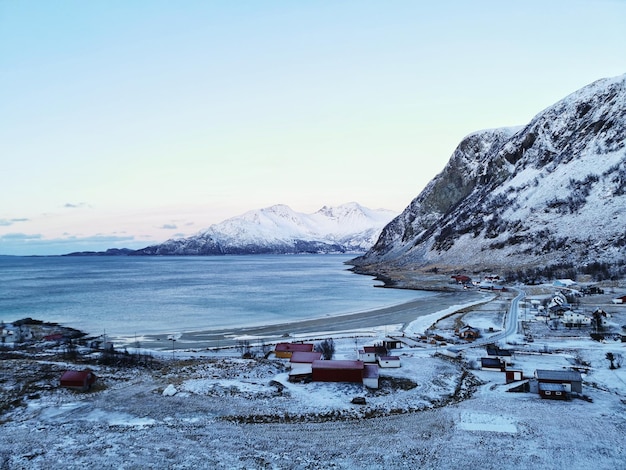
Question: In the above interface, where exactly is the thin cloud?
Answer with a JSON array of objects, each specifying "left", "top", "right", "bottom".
[
  {"left": 0, "top": 218, "right": 29, "bottom": 226},
  {"left": 0, "top": 232, "right": 42, "bottom": 240},
  {"left": 63, "top": 202, "right": 89, "bottom": 209},
  {"left": 160, "top": 224, "right": 178, "bottom": 230}
]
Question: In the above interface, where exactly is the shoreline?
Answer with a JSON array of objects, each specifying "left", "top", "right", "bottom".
[{"left": 131, "top": 289, "right": 490, "bottom": 351}]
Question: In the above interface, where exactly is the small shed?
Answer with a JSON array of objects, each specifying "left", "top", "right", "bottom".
[
  {"left": 60, "top": 370, "right": 97, "bottom": 392},
  {"left": 362, "top": 364, "right": 379, "bottom": 389},
  {"left": 535, "top": 369, "right": 582, "bottom": 394},
  {"left": 480, "top": 357, "right": 506, "bottom": 372},
  {"left": 312, "top": 360, "right": 364, "bottom": 383},
  {"left": 383, "top": 339, "right": 402, "bottom": 350},
  {"left": 505, "top": 370, "right": 524, "bottom": 384},
  {"left": 377, "top": 356, "right": 401, "bottom": 368},
  {"left": 611, "top": 295, "right": 626, "bottom": 304},
  {"left": 288, "top": 364, "right": 314, "bottom": 383},
  {"left": 274, "top": 342, "right": 314, "bottom": 358}
]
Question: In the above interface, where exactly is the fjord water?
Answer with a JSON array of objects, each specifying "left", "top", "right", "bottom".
[{"left": 0, "top": 255, "right": 425, "bottom": 338}]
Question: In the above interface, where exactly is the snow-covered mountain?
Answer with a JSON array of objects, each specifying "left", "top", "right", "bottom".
[
  {"left": 134, "top": 203, "right": 398, "bottom": 255},
  {"left": 352, "top": 74, "right": 626, "bottom": 280}
]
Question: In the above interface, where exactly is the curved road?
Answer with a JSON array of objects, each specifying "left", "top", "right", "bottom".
[{"left": 448, "top": 287, "right": 525, "bottom": 353}]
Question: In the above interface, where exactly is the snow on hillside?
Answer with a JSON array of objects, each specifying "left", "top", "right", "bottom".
[
  {"left": 354, "top": 74, "right": 626, "bottom": 276},
  {"left": 136, "top": 202, "right": 397, "bottom": 255},
  {"left": 1, "top": 284, "right": 625, "bottom": 468}
]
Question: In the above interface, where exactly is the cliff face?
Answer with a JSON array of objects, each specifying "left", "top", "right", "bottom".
[{"left": 352, "top": 74, "right": 626, "bottom": 278}]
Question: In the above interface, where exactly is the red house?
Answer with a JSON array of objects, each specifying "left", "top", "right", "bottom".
[
  {"left": 60, "top": 370, "right": 97, "bottom": 392},
  {"left": 274, "top": 343, "right": 314, "bottom": 358},
  {"left": 312, "top": 360, "right": 364, "bottom": 383}
]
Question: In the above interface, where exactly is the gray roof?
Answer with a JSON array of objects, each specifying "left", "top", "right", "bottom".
[
  {"left": 539, "top": 382, "right": 567, "bottom": 392},
  {"left": 535, "top": 369, "right": 582, "bottom": 382}
]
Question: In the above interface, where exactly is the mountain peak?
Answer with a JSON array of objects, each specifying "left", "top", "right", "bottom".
[
  {"left": 134, "top": 203, "right": 398, "bottom": 256},
  {"left": 352, "top": 73, "right": 626, "bottom": 280}
]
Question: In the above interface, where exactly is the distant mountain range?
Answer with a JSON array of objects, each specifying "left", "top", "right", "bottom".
[
  {"left": 66, "top": 203, "right": 397, "bottom": 256},
  {"left": 351, "top": 73, "right": 626, "bottom": 280}
]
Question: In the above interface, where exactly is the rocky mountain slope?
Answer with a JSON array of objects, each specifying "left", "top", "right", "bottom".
[
  {"left": 352, "top": 74, "right": 626, "bottom": 280},
  {"left": 134, "top": 203, "right": 397, "bottom": 255}
]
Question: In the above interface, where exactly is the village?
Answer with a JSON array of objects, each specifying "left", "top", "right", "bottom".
[
  {"left": 2, "top": 274, "right": 625, "bottom": 404},
  {"left": 1, "top": 275, "right": 626, "bottom": 468}
]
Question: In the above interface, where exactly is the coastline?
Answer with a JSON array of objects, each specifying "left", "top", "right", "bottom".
[{"left": 132, "top": 289, "right": 490, "bottom": 351}]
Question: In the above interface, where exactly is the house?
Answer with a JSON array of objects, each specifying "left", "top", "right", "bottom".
[
  {"left": 274, "top": 343, "right": 314, "bottom": 359},
  {"left": 60, "top": 370, "right": 97, "bottom": 392},
  {"left": 553, "top": 279, "right": 577, "bottom": 288},
  {"left": 311, "top": 360, "right": 364, "bottom": 383},
  {"left": 535, "top": 369, "right": 582, "bottom": 394},
  {"left": 561, "top": 312, "right": 591, "bottom": 327},
  {"left": 486, "top": 346, "right": 513, "bottom": 365},
  {"left": 458, "top": 326, "right": 480, "bottom": 341},
  {"left": 451, "top": 275, "right": 471, "bottom": 285},
  {"left": 377, "top": 356, "right": 401, "bottom": 368},
  {"left": 358, "top": 345, "right": 387, "bottom": 363},
  {"left": 362, "top": 364, "right": 379, "bottom": 389},
  {"left": 611, "top": 295, "right": 626, "bottom": 304},
  {"left": 288, "top": 351, "right": 323, "bottom": 382},
  {"left": 538, "top": 382, "right": 569, "bottom": 400},
  {"left": 480, "top": 357, "right": 506, "bottom": 372}
]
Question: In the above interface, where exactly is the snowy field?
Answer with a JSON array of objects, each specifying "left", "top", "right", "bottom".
[{"left": 1, "top": 286, "right": 626, "bottom": 469}]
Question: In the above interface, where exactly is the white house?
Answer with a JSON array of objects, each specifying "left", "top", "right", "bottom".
[{"left": 561, "top": 312, "right": 591, "bottom": 326}]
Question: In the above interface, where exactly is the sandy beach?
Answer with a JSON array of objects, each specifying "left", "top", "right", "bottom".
[{"left": 139, "top": 289, "right": 490, "bottom": 350}]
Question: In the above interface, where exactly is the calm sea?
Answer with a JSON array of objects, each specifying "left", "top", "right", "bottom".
[{"left": 0, "top": 255, "right": 425, "bottom": 338}]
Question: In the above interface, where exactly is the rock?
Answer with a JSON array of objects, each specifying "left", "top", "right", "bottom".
[
  {"left": 351, "top": 396, "right": 366, "bottom": 405},
  {"left": 162, "top": 384, "right": 177, "bottom": 396}
]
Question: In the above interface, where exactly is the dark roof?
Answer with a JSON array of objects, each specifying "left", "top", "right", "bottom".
[
  {"left": 481, "top": 357, "right": 504, "bottom": 367},
  {"left": 378, "top": 356, "right": 400, "bottom": 361},
  {"left": 312, "top": 360, "right": 364, "bottom": 370},
  {"left": 486, "top": 346, "right": 512, "bottom": 356},
  {"left": 535, "top": 369, "right": 582, "bottom": 382}
]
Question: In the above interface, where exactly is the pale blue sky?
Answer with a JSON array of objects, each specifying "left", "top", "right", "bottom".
[{"left": 1, "top": 0, "right": 625, "bottom": 255}]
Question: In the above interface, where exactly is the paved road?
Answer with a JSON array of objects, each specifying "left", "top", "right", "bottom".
[{"left": 447, "top": 287, "right": 525, "bottom": 353}]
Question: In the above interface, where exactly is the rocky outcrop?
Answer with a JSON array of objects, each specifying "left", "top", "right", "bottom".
[{"left": 352, "top": 74, "right": 626, "bottom": 279}]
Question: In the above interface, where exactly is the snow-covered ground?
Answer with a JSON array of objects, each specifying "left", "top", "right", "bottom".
[{"left": 1, "top": 285, "right": 625, "bottom": 469}]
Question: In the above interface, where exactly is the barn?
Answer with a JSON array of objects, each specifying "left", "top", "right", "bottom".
[
  {"left": 274, "top": 342, "right": 314, "bottom": 358},
  {"left": 60, "top": 370, "right": 97, "bottom": 391},
  {"left": 312, "top": 360, "right": 364, "bottom": 383}
]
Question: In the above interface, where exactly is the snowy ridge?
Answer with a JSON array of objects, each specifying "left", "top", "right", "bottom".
[
  {"left": 353, "top": 73, "right": 626, "bottom": 276},
  {"left": 135, "top": 202, "right": 397, "bottom": 255}
]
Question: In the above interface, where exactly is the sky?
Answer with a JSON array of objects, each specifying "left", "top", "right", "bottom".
[{"left": 1, "top": 0, "right": 625, "bottom": 256}]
